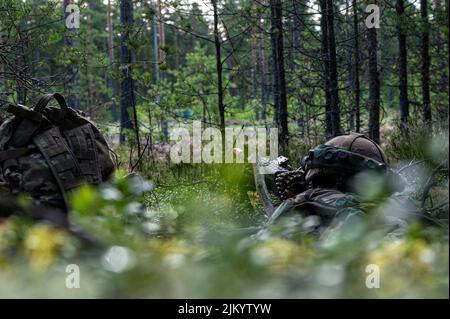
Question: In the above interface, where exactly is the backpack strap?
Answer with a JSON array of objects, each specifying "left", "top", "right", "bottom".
[
  {"left": 33, "top": 127, "right": 86, "bottom": 207},
  {"left": 4, "top": 94, "right": 70, "bottom": 148},
  {"left": 34, "top": 93, "right": 69, "bottom": 113},
  {"left": 63, "top": 123, "right": 102, "bottom": 185},
  {"left": 4, "top": 104, "right": 45, "bottom": 148},
  {"left": 7, "top": 103, "right": 43, "bottom": 122},
  {"left": 11, "top": 119, "right": 43, "bottom": 147},
  {"left": 0, "top": 146, "right": 36, "bottom": 162}
]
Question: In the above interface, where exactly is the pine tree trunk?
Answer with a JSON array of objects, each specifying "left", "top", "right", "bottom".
[
  {"left": 107, "top": 0, "right": 117, "bottom": 121},
  {"left": 119, "top": 0, "right": 140, "bottom": 151},
  {"left": 251, "top": 30, "right": 258, "bottom": 100},
  {"left": 269, "top": 0, "right": 288, "bottom": 151},
  {"left": 15, "top": 28, "right": 27, "bottom": 105},
  {"left": 326, "top": 0, "right": 340, "bottom": 136},
  {"left": 212, "top": 0, "right": 225, "bottom": 138},
  {"left": 420, "top": 0, "right": 431, "bottom": 126},
  {"left": 367, "top": 25, "right": 380, "bottom": 143},
  {"left": 352, "top": 0, "right": 360, "bottom": 132},
  {"left": 0, "top": 36, "right": 8, "bottom": 94},
  {"left": 86, "top": 12, "right": 94, "bottom": 116},
  {"left": 156, "top": 0, "right": 168, "bottom": 142},
  {"left": 292, "top": 0, "right": 304, "bottom": 137},
  {"left": 63, "top": 0, "right": 79, "bottom": 109},
  {"left": 153, "top": 12, "right": 159, "bottom": 82},
  {"left": 396, "top": 0, "right": 409, "bottom": 129},
  {"left": 157, "top": 0, "right": 166, "bottom": 64},
  {"left": 251, "top": 27, "right": 259, "bottom": 120},
  {"left": 33, "top": 1, "right": 42, "bottom": 86},
  {"left": 35, "top": 47, "right": 41, "bottom": 83},
  {"left": 320, "top": 0, "right": 332, "bottom": 136},
  {"left": 345, "top": 0, "right": 354, "bottom": 132},
  {"left": 434, "top": 0, "right": 449, "bottom": 94},
  {"left": 258, "top": 17, "right": 267, "bottom": 126},
  {"left": 174, "top": 25, "right": 180, "bottom": 71}
]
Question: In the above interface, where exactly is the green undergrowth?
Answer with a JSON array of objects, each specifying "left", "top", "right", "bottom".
[{"left": 0, "top": 126, "right": 448, "bottom": 298}]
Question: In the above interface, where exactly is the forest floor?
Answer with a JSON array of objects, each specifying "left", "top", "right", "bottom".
[{"left": 0, "top": 124, "right": 448, "bottom": 298}]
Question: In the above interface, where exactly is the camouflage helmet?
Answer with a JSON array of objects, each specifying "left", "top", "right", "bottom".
[
  {"left": 325, "top": 133, "right": 387, "bottom": 164},
  {"left": 303, "top": 133, "right": 393, "bottom": 188}
]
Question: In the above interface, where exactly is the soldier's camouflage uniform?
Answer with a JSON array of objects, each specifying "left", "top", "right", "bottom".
[{"left": 267, "top": 133, "right": 410, "bottom": 235}]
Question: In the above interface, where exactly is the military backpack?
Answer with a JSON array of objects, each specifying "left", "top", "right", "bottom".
[{"left": 0, "top": 93, "right": 115, "bottom": 215}]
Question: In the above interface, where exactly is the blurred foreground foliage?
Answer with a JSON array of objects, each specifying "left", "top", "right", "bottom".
[{"left": 0, "top": 126, "right": 448, "bottom": 298}]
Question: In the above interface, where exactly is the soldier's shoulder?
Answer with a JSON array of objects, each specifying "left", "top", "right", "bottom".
[
  {"left": 269, "top": 188, "right": 361, "bottom": 224},
  {"left": 289, "top": 188, "right": 359, "bottom": 211}
]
